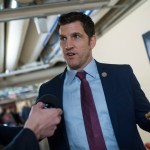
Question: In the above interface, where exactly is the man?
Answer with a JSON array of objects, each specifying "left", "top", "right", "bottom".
[
  {"left": 37, "top": 12, "right": 150, "bottom": 150},
  {"left": 0, "top": 102, "right": 62, "bottom": 150}
]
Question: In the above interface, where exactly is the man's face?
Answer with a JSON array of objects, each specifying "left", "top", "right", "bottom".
[{"left": 59, "top": 21, "right": 96, "bottom": 71}]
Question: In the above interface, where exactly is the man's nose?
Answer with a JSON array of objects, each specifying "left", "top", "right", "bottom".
[{"left": 65, "top": 39, "right": 73, "bottom": 50}]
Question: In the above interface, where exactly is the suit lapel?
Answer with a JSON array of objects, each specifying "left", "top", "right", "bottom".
[
  {"left": 57, "top": 68, "right": 70, "bottom": 149},
  {"left": 95, "top": 61, "right": 120, "bottom": 144}
]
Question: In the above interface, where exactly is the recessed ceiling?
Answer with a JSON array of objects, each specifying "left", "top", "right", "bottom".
[{"left": 0, "top": 0, "right": 145, "bottom": 103}]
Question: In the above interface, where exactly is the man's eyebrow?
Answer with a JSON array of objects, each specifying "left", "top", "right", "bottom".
[
  {"left": 59, "top": 32, "right": 82, "bottom": 37},
  {"left": 59, "top": 34, "right": 66, "bottom": 37},
  {"left": 72, "top": 32, "right": 81, "bottom": 35}
]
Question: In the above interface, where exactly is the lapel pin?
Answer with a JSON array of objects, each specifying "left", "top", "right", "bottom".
[
  {"left": 101, "top": 72, "right": 107, "bottom": 77},
  {"left": 145, "top": 112, "right": 150, "bottom": 120}
]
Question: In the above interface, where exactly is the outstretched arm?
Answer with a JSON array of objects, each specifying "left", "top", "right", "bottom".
[{"left": 4, "top": 102, "right": 62, "bottom": 150}]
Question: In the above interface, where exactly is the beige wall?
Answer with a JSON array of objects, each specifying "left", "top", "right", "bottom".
[{"left": 93, "top": 0, "right": 150, "bottom": 143}]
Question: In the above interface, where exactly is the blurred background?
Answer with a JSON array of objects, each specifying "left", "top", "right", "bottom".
[{"left": 0, "top": 0, "right": 150, "bottom": 149}]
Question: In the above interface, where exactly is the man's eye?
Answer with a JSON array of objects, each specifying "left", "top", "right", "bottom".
[
  {"left": 72, "top": 34, "right": 81, "bottom": 40},
  {"left": 60, "top": 37, "right": 66, "bottom": 41},
  {"left": 75, "top": 35, "right": 80, "bottom": 38}
]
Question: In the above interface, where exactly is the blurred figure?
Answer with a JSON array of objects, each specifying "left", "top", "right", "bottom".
[
  {"left": 0, "top": 107, "right": 4, "bottom": 124},
  {"left": 21, "top": 102, "right": 31, "bottom": 123},
  {"left": 10, "top": 107, "right": 23, "bottom": 126},
  {"left": 1, "top": 108, "right": 16, "bottom": 126}
]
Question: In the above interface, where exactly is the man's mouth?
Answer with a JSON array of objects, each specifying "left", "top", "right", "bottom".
[{"left": 66, "top": 52, "right": 76, "bottom": 56}]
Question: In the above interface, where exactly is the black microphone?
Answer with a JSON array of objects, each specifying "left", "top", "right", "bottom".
[{"left": 36, "top": 94, "right": 59, "bottom": 108}]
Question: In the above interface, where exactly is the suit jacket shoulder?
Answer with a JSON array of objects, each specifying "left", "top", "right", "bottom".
[
  {"left": 37, "top": 69, "right": 67, "bottom": 101},
  {"left": 96, "top": 61, "right": 137, "bottom": 82}
]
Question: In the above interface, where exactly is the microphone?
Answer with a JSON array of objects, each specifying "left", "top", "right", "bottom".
[{"left": 36, "top": 94, "right": 59, "bottom": 108}]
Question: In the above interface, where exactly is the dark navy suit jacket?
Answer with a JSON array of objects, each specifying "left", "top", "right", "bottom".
[
  {"left": 37, "top": 61, "right": 150, "bottom": 150},
  {"left": 38, "top": 62, "right": 150, "bottom": 150},
  {"left": 1, "top": 62, "right": 149, "bottom": 150}
]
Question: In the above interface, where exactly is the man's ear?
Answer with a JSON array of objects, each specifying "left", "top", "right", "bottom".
[{"left": 90, "top": 35, "right": 96, "bottom": 49}]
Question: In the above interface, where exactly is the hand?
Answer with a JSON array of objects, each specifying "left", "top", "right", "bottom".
[
  {"left": 145, "top": 143, "right": 150, "bottom": 150},
  {"left": 24, "top": 102, "right": 62, "bottom": 139}
]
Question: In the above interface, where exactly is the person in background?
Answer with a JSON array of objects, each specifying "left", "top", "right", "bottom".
[
  {"left": 0, "top": 102, "right": 62, "bottom": 150},
  {"left": 10, "top": 107, "right": 23, "bottom": 126},
  {"left": 1, "top": 108, "right": 16, "bottom": 126},
  {"left": 21, "top": 101, "right": 31, "bottom": 123},
  {"left": 37, "top": 12, "right": 150, "bottom": 150},
  {"left": 0, "top": 107, "right": 4, "bottom": 124}
]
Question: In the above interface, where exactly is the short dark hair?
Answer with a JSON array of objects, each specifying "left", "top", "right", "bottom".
[{"left": 58, "top": 12, "right": 95, "bottom": 38}]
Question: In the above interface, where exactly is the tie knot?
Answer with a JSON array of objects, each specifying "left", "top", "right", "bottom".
[{"left": 76, "top": 71, "right": 86, "bottom": 80}]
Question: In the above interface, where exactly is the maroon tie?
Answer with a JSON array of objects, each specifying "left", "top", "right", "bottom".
[{"left": 76, "top": 71, "right": 107, "bottom": 150}]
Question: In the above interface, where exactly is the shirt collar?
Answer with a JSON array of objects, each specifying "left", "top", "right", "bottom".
[
  {"left": 84, "top": 59, "right": 97, "bottom": 79},
  {"left": 66, "top": 59, "right": 97, "bottom": 83}
]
